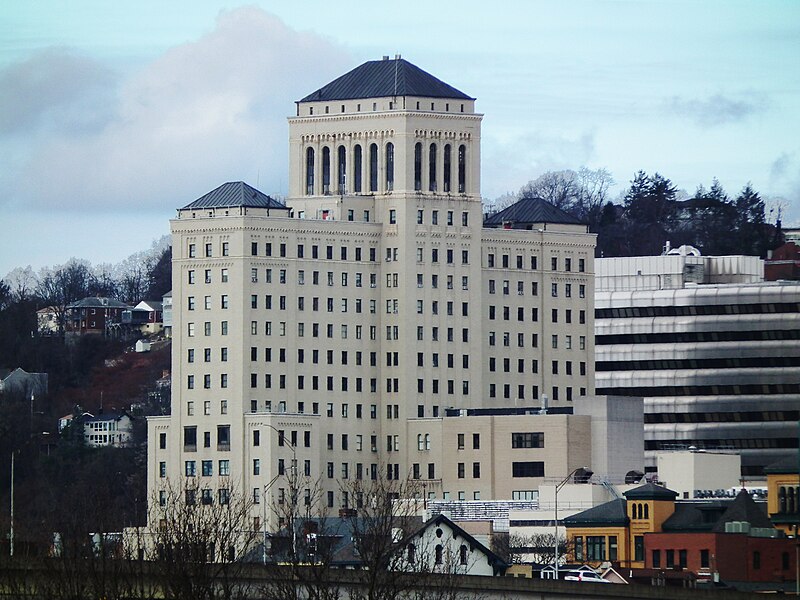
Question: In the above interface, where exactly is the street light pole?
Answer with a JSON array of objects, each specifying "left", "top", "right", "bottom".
[
  {"left": 9, "top": 452, "right": 14, "bottom": 558},
  {"left": 554, "top": 466, "right": 589, "bottom": 579},
  {"left": 261, "top": 423, "right": 298, "bottom": 563}
]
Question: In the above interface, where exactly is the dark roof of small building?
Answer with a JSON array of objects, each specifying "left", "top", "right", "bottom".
[
  {"left": 564, "top": 498, "right": 628, "bottom": 527},
  {"left": 711, "top": 489, "right": 772, "bottom": 532},
  {"left": 764, "top": 454, "right": 799, "bottom": 475},
  {"left": 406, "top": 513, "right": 508, "bottom": 570},
  {"left": 623, "top": 482, "right": 678, "bottom": 501},
  {"left": 662, "top": 502, "right": 729, "bottom": 533},
  {"left": 67, "top": 297, "right": 131, "bottom": 309},
  {"left": 483, "top": 197, "right": 584, "bottom": 228},
  {"left": 299, "top": 57, "right": 472, "bottom": 103},
  {"left": 84, "top": 411, "right": 131, "bottom": 424},
  {"left": 181, "top": 182, "right": 286, "bottom": 211}
]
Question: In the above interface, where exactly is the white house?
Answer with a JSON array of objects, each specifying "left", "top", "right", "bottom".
[{"left": 83, "top": 411, "right": 134, "bottom": 448}]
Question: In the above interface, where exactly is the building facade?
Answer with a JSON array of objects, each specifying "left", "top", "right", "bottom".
[
  {"left": 147, "top": 57, "right": 596, "bottom": 526},
  {"left": 595, "top": 254, "right": 800, "bottom": 476}
]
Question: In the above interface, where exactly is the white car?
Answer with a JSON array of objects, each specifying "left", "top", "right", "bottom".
[{"left": 564, "top": 571, "right": 611, "bottom": 583}]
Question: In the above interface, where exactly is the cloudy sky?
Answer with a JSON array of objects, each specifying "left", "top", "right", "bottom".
[{"left": 2, "top": 0, "right": 799, "bottom": 276}]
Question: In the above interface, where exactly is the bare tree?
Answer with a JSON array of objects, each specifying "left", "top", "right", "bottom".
[
  {"left": 519, "top": 170, "right": 581, "bottom": 212},
  {"left": 147, "top": 479, "right": 259, "bottom": 600}
]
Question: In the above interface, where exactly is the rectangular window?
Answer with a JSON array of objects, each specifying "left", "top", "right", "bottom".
[
  {"left": 652, "top": 549, "right": 661, "bottom": 568},
  {"left": 634, "top": 536, "right": 645, "bottom": 562},
  {"left": 512, "top": 461, "right": 544, "bottom": 477},
  {"left": 511, "top": 432, "right": 544, "bottom": 448},
  {"left": 587, "top": 536, "right": 605, "bottom": 561}
]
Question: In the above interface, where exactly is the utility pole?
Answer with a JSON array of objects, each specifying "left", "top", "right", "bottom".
[{"left": 10, "top": 452, "right": 14, "bottom": 557}]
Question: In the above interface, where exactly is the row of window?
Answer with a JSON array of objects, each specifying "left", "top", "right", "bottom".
[
  {"left": 307, "top": 99, "right": 466, "bottom": 115},
  {"left": 180, "top": 459, "right": 230, "bottom": 477},
  {"left": 489, "top": 357, "right": 587, "bottom": 377},
  {"left": 415, "top": 209, "right": 470, "bottom": 227},
  {"left": 489, "top": 384, "right": 584, "bottom": 402},
  {"left": 182, "top": 425, "right": 229, "bottom": 452},
  {"left": 488, "top": 331, "right": 587, "bottom": 350},
  {"left": 574, "top": 535, "right": 619, "bottom": 562},
  {"left": 249, "top": 242, "right": 378, "bottom": 261},
  {"left": 413, "top": 247, "right": 471, "bottom": 265},
  {"left": 187, "top": 241, "right": 229, "bottom": 258},
  {"left": 596, "top": 329, "right": 800, "bottom": 345},
  {"left": 644, "top": 410, "right": 799, "bottom": 424},
  {"left": 158, "top": 487, "right": 230, "bottom": 507},
  {"left": 645, "top": 438, "right": 798, "bottom": 451},
  {"left": 488, "top": 306, "right": 587, "bottom": 324},
  {"left": 488, "top": 280, "right": 586, "bottom": 299},
  {"left": 600, "top": 356, "right": 800, "bottom": 372},
  {"left": 487, "top": 254, "right": 586, "bottom": 273},
  {"left": 595, "top": 302, "right": 800, "bottom": 319},
  {"left": 305, "top": 142, "right": 468, "bottom": 196},
  {"left": 598, "top": 383, "right": 800, "bottom": 397}
]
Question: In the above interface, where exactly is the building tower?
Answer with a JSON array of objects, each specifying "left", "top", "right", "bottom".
[{"left": 148, "top": 57, "right": 597, "bottom": 524}]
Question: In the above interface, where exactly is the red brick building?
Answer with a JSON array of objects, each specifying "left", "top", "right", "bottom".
[
  {"left": 765, "top": 242, "right": 800, "bottom": 280},
  {"left": 645, "top": 489, "right": 796, "bottom": 588},
  {"left": 645, "top": 531, "right": 795, "bottom": 584}
]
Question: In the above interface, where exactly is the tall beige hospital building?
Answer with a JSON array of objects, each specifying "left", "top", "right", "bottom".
[{"left": 147, "top": 57, "right": 617, "bottom": 522}]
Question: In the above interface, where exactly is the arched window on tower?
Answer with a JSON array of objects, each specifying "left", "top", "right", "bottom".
[
  {"left": 443, "top": 144, "right": 451, "bottom": 193},
  {"left": 305, "top": 147, "right": 315, "bottom": 195},
  {"left": 458, "top": 144, "right": 466, "bottom": 193},
  {"left": 644, "top": 504, "right": 649, "bottom": 519},
  {"left": 429, "top": 143, "right": 437, "bottom": 192},
  {"left": 386, "top": 142, "right": 394, "bottom": 192},
  {"left": 779, "top": 487, "right": 787, "bottom": 513},
  {"left": 322, "top": 146, "right": 331, "bottom": 195},
  {"left": 369, "top": 144, "right": 378, "bottom": 192},
  {"left": 353, "top": 145, "right": 362, "bottom": 193},
  {"left": 337, "top": 145, "right": 347, "bottom": 194},
  {"left": 414, "top": 142, "right": 422, "bottom": 191}
]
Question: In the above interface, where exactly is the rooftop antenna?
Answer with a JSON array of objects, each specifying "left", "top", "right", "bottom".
[{"left": 393, "top": 54, "right": 399, "bottom": 98}]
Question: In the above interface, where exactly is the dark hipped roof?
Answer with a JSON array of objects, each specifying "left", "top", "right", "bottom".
[
  {"left": 623, "top": 482, "right": 679, "bottom": 501},
  {"left": 764, "top": 455, "right": 799, "bottom": 475},
  {"left": 181, "top": 182, "right": 286, "bottom": 211},
  {"left": 564, "top": 498, "right": 629, "bottom": 527},
  {"left": 483, "top": 197, "right": 584, "bottom": 227},
  {"left": 299, "top": 57, "right": 472, "bottom": 103},
  {"left": 711, "top": 489, "right": 773, "bottom": 532},
  {"left": 67, "top": 297, "right": 131, "bottom": 309}
]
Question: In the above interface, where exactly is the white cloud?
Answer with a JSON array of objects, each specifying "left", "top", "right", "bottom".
[
  {"left": 666, "top": 92, "right": 767, "bottom": 127},
  {"left": 3, "top": 7, "right": 351, "bottom": 212},
  {"left": 482, "top": 130, "right": 596, "bottom": 199}
]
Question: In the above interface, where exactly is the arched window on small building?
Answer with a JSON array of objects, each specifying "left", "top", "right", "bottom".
[
  {"left": 353, "top": 145, "right": 362, "bottom": 193},
  {"left": 443, "top": 144, "right": 452, "bottom": 192},
  {"left": 385, "top": 142, "right": 394, "bottom": 191},
  {"left": 429, "top": 143, "right": 437, "bottom": 192},
  {"left": 337, "top": 145, "right": 346, "bottom": 194},
  {"left": 414, "top": 142, "right": 422, "bottom": 191},
  {"left": 369, "top": 143, "right": 378, "bottom": 192},
  {"left": 322, "top": 146, "right": 331, "bottom": 195},
  {"left": 458, "top": 144, "right": 467, "bottom": 193},
  {"left": 305, "top": 147, "right": 315, "bottom": 195}
]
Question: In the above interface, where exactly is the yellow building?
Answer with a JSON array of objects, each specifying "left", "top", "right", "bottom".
[
  {"left": 765, "top": 455, "right": 800, "bottom": 536},
  {"left": 564, "top": 482, "right": 677, "bottom": 569}
]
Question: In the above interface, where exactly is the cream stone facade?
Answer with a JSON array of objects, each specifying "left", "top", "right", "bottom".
[{"left": 147, "top": 57, "right": 597, "bottom": 527}]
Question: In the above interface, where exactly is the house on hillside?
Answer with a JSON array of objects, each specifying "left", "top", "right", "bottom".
[
  {"left": 83, "top": 411, "right": 134, "bottom": 447},
  {"left": 36, "top": 306, "right": 61, "bottom": 334},
  {"left": 122, "top": 300, "right": 164, "bottom": 335},
  {"left": 66, "top": 297, "right": 131, "bottom": 337},
  {"left": 0, "top": 368, "right": 48, "bottom": 399},
  {"left": 161, "top": 291, "right": 172, "bottom": 337}
]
